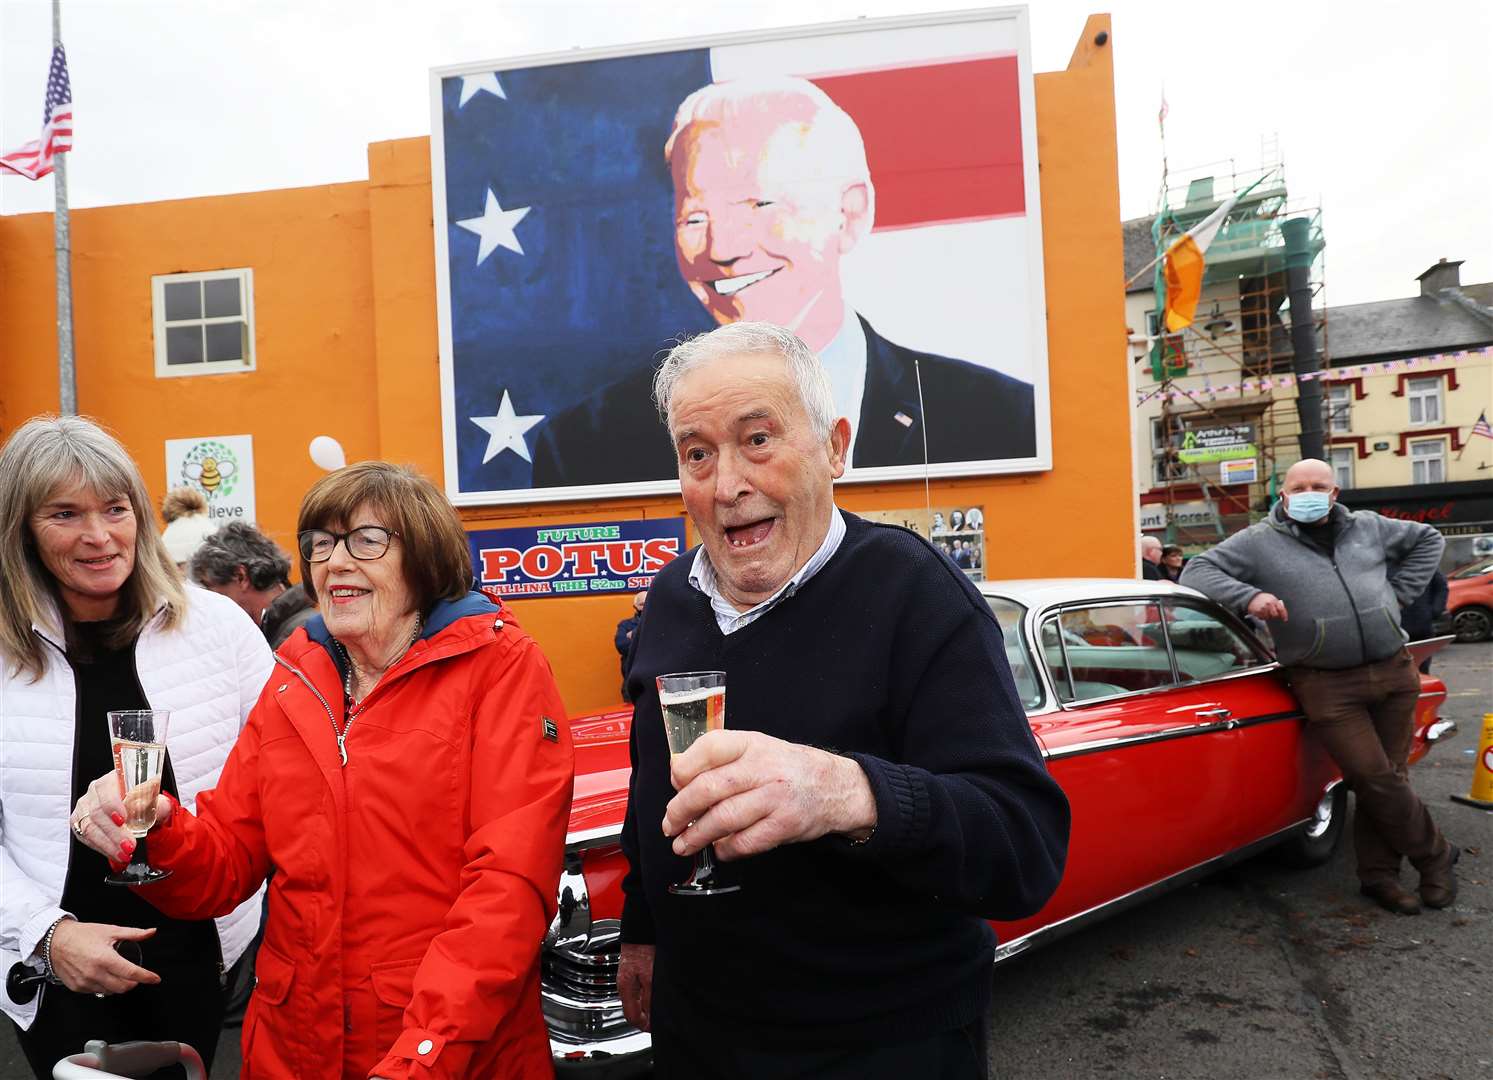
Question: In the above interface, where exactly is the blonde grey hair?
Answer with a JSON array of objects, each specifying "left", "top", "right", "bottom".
[
  {"left": 652, "top": 322, "right": 836, "bottom": 440},
  {"left": 0, "top": 415, "right": 186, "bottom": 680},
  {"left": 664, "top": 75, "right": 876, "bottom": 225}
]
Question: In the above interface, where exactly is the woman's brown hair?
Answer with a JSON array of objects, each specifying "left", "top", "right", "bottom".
[{"left": 295, "top": 462, "right": 472, "bottom": 612}]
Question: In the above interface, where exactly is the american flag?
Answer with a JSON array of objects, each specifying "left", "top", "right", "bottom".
[
  {"left": 1472, "top": 410, "right": 1493, "bottom": 441},
  {"left": 0, "top": 44, "right": 74, "bottom": 180}
]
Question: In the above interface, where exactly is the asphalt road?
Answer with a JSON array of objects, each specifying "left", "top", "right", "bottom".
[
  {"left": 987, "top": 639, "right": 1493, "bottom": 1080},
  {"left": 5, "top": 643, "right": 1489, "bottom": 1080}
]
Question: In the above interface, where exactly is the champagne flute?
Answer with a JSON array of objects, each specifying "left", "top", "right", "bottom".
[
  {"left": 656, "top": 671, "right": 739, "bottom": 896},
  {"left": 103, "top": 710, "right": 173, "bottom": 886}
]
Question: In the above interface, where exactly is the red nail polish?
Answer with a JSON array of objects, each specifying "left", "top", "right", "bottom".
[
  {"left": 110, "top": 812, "right": 125, "bottom": 827},
  {"left": 121, "top": 840, "right": 135, "bottom": 856}
]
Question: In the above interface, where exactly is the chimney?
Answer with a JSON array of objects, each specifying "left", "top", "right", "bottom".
[{"left": 1417, "top": 257, "right": 1463, "bottom": 297}]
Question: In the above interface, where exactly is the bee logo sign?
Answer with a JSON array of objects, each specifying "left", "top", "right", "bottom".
[
  {"left": 468, "top": 519, "right": 686, "bottom": 599},
  {"left": 165, "top": 435, "right": 256, "bottom": 523}
]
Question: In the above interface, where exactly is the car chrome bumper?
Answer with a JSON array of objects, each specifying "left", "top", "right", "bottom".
[
  {"left": 1426, "top": 719, "right": 1457, "bottom": 743},
  {"left": 551, "top": 1029, "right": 654, "bottom": 1075}
]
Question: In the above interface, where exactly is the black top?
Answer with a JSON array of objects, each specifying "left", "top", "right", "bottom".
[
  {"left": 620, "top": 512, "right": 1070, "bottom": 1048},
  {"left": 61, "top": 621, "right": 218, "bottom": 972}
]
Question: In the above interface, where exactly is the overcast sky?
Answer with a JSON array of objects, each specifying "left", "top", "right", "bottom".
[{"left": 3, "top": 0, "right": 1490, "bottom": 306}]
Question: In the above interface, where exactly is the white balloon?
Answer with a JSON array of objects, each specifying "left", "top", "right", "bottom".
[{"left": 308, "top": 436, "right": 346, "bottom": 472}]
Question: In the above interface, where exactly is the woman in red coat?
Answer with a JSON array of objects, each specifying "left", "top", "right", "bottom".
[{"left": 71, "top": 462, "right": 573, "bottom": 1079}]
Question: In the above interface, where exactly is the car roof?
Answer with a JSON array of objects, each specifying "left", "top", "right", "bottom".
[{"left": 976, "top": 578, "right": 1208, "bottom": 608}]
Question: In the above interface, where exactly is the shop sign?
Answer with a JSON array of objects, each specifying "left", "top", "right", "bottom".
[
  {"left": 1170, "top": 501, "right": 1222, "bottom": 530},
  {"left": 1176, "top": 424, "right": 1257, "bottom": 464},
  {"left": 1219, "top": 458, "right": 1259, "bottom": 484},
  {"left": 1138, "top": 504, "right": 1167, "bottom": 531}
]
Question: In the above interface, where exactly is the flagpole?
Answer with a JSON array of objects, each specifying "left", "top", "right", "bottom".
[{"left": 53, "top": 0, "right": 76, "bottom": 415}]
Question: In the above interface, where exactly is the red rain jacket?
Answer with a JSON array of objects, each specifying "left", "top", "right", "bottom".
[{"left": 138, "top": 595, "right": 573, "bottom": 1078}]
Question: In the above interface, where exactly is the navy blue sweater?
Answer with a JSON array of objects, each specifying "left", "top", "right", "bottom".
[{"left": 620, "top": 512, "right": 1070, "bottom": 1048}]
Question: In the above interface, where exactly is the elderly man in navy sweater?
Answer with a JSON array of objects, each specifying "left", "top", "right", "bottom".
[{"left": 617, "top": 321, "right": 1069, "bottom": 1079}]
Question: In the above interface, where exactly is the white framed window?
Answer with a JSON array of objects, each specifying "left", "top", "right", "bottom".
[
  {"left": 152, "top": 269, "right": 255, "bottom": 377},
  {"left": 1406, "top": 376, "right": 1442, "bottom": 425},
  {"left": 1328, "top": 446, "right": 1355, "bottom": 489},
  {"left": 1325, "top": 385, "right": 1352, "bottom": 434},
  {"left": 1410, "top": 439, "right": 1445, "bottom": 485}
]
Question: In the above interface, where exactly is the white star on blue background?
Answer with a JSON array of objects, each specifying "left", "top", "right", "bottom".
[
  {"left": 456, "top": 188, "right": 531, "bottom": 265},
  {"left": 458, "top": 72, "right": 505, "bottom": 107},
  {"left": 470, "top": 391, "right": 545, "bottom": 464}
]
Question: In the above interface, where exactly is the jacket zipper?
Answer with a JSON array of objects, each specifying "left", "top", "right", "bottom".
[
  {"left": 34, "top": 631, "right": 78, "bottom": 1005},
  {"left": 273, "top": 655, "right": 346, "bottom": 764},
  {"left": 1329, "top": 559, "right": 1368, "bottom": 666}
]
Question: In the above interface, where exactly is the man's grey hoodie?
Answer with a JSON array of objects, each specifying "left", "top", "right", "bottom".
[{"left": 1180, "top": 502, "right": 1444, "bottom": 670}]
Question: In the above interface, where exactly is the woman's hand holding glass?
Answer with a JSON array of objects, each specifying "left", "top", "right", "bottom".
[{"left": 71, "top": 771, "right": 173, "bottom": 865}]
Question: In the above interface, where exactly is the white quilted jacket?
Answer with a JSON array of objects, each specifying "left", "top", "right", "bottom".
[{"left": 0, "top": 585, "right": 273, "bottom": 1029}]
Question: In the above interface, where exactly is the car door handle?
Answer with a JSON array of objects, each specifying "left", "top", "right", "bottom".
[{"left": 1195, "top": 707, "right": 1234, "bottom": 728}]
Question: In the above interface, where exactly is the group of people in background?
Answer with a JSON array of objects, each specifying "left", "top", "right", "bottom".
[{"left": 1, "top": 415, "right": 573, "bottom": 1078}]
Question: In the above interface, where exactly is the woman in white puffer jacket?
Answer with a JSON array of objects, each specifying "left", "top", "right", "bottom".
[{"left": 0, "top": 415, "right": 271, "bottom": 1078}]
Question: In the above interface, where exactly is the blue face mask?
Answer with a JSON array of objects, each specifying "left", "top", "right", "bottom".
[{"left": 1285, "top": 491, "right": 1332, "bottom": 524}]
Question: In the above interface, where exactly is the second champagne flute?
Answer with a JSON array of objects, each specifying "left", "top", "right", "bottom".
[
  {"left": 656, "top": 671, "right": 739, "bottom": 896},
  {"left": 103, "top": 709, "right": 173, "bottom": 886}
]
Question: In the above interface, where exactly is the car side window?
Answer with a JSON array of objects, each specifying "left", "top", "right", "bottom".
[
  {"left": 1054, "top": 604, "right": 1176, "bottom": 700},
  {"left": 1163, "top": 599, "right": 1265, "bottom": 681},
  {"left": 1039, "top": 618, "right": 1075, "bottom": 703}
]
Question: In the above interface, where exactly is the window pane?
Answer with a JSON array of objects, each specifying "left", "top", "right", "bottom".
[
  {"left": 985, "top": 598, "right": 1042, "bottom": 710},
  {"left": 204, "top": 320, "right": 245, "bottom": 363},
  {"left": 1430, "top": 458, "right": 1444, "bottom": 483},
  {"left": 165, "top": 325, "right": 204, "bottom": 365},
  {"left": 1039, "top": 619, "right": 1074, "bottom": 703},
  {"left": 1056, "top": 604, "right": 1175, "bottom": 698},
  {"left": 202, "top": 277, "right": 241, "bottom": 318},
  {"left": 1426, "top": 395, "right": 1441, "bottom": 423},
  {"left": 1164, "top": 601, "right": 1262, "bottom": 680},
  {"left": 1410, "top": 397, "right": 1423, "bottom": 424},
  {"left": 162, "top": 281, "right": 201, "bottom": 321}
]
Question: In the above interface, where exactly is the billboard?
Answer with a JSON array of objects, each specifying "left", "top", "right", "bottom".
[
  {"left": 468, "top": 519, "right": 687, "bottom": 599},
  {"left": 431, "top": 10, "right": 1051, "bottom": 505}
]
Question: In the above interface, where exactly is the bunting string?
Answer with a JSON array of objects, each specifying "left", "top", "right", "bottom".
[{"left": 1136, "top": 347, "right": 1489, "bottom": 404}]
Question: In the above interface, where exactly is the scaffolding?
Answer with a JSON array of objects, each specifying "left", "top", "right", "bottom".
[{"left": 1141, "top": 143, "right": 1329, "bottom": 549}]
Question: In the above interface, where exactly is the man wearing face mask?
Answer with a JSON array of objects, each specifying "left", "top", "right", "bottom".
[{"left": 1181, "top": 459, "right": 1456, "bottom": 916}]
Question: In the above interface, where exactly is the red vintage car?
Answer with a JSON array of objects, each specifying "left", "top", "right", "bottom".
[
  {"left": 1447, "top": 556, "right": 1493, "bottom": 642},
  {"left": 540, "top": 580, "right": 1455, "bottom": 1076}
]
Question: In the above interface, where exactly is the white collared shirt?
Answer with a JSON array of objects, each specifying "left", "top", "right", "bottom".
[
  {"left": 815, "top": 307, "right": 867, "bottom": 469},
  {"left": 688, "top": 508, "right": 847, "bottom": 634}
]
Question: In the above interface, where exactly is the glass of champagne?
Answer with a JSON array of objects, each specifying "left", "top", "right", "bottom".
[
  {"left": 103, "top": 709, "right": 173, "bottom": 885},
  {"left": 656, "top": 671, "right": 739, "bottom": 896}
]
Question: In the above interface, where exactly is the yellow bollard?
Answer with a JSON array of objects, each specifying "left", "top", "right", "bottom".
[{"left": 1451, "top": 712, "right": 1493, "bottom": 812}]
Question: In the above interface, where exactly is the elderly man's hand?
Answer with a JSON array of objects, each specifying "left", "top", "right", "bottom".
[
  {"left": 662, "top": 730, "right": 876, "bottom": 860},
  {"left": 1247, "top": 592, "right": 1288, "bottom": 622}
]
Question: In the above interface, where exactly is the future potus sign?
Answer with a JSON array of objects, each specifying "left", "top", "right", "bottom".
[
  {"left": 468, "top": 519, "right": 687, "bottom": 599},
  {"left": 431, "top": 10, "right": 1052, "bottom": 505}
]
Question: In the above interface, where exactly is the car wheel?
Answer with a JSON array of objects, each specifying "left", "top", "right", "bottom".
[
  {"left": 1452, "top": 606, "right": 1493, "bottom": 643},
  {"left": 1276, "top": 784, "right": 1347, "bottom": 868}
]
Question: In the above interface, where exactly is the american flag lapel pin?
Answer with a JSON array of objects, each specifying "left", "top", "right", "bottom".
[{"left": 893, "top": 411, "right": 914, "bottom": 428}]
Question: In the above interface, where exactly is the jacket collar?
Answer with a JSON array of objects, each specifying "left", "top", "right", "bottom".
[
  {"left": 295, "top": 590, "right": 503, "bottom": 674},
  {"left": 854, "top": 315, "right": 926, "bottom": 465}
]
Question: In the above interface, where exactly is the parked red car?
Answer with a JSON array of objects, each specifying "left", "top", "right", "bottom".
[
  {"left": 1447, "top": 557, "right": 1493, "bottom": 642},
  {"left": 540, "top": 580, "right": 1455, "bottom": 1076}
]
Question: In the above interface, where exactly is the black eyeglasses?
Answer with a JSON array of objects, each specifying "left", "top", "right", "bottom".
[{"left": 298, "top": 526, "right": 397, "bottom": 563}]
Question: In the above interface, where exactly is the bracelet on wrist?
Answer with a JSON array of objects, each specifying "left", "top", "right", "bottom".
[{"left": 40, "top": 916, "right": 69, "bottom": 985}]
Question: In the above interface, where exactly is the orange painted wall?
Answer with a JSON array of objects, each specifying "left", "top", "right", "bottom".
[{"left": 1, "top": 15, "right": 1129, "bottom": 717}]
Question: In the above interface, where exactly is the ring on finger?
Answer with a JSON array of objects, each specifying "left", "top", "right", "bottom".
[{"left": 71, "top": 816, "right": 88, "bottom": 839}]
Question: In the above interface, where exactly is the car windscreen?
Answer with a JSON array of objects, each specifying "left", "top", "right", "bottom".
[
  {"left": 984, "top": 597, "right": 1043, "bottom": 710},
  {"left": 1452, "top": 558, "right": 1493, "bottom": 580}
]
